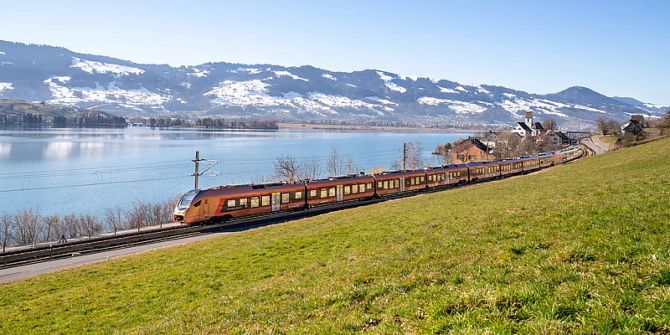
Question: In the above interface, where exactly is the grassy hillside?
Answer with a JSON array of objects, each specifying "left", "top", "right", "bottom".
[{"left": 2, "top": 139, "right": 670, "bottom": 334}]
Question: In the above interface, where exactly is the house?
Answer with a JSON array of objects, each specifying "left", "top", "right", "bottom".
[
  {"left": 478, "top": 131, "right": 499, "bottom": 149},
  {"left": 540, "top": 130, "right": 562, "bottom": 148},
  {"left": 554, "top": 131, "right": 571, "bottom": 145},
  {"left": 513, "top": 121, "right": 532, "bottom": 138},
  {"left": 630, "top": 115, "right": 647, "bottom": 127},
  {"left": 622, "top": 120, "right": 644, "bottom": 136},
  {"left": 450, "top": 138, "right": 493, "bottom": 164},
  {"left": 531, "top": 121, "right": 544, "bottom": 137}
]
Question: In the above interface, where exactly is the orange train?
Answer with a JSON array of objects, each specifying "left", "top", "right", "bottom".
[{"left": 173, "top": 146, "right": 583, "bottom": 225}]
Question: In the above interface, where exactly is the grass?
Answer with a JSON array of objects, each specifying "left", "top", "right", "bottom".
[{"left": 2, "top": 139, "right": 670, "bottom": 334}]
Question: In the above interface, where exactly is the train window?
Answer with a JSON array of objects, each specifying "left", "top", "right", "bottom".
[
  {"left": 420, "top": 176, "right": 424, "bottom": 182},
  {"left": 320, "top": 189, "right": 328, "bottom": 198},
  {"left": 377, "top": 181, "right": 383, "bottom": 188},
  {"left": 261, "top": 195, "right": 270, "bottom": 207},
  {"left": 310, "top": 190, "right": 317, "bottom": 198},
  {"left": 239, "top": 198, "right": 248, "bottom": 208},
  {"left": 367, "top": 183, "right": 372, "bottom": 190},
  {"left": 344, "top": 185, "right": 351, "bottom": 195},
  {"left": 295, "top": 191, "right": 303, "bottom": 200},
  {"left": 281, "top": 193, "right": 289, "bottom": 204},
  {"left": 383, "top": 181, "right": 389, "bottom": 189},
  {"left": 393, "top": 180, "right": 398, "bottom": 188},
  {"left": 250, "top": 197, "right": 259, "bottom": 208},
  {"left": 352, "top": 184, "right": 358, "bottom": 193},
  {"left": 361, "top": 184, "right": 366, "bottom": 191},
  {"left": 329, "top": 187, "right": 336, "bottom": 197},
  {"left": 226, "top": 199, "right": 236, "bottom": 208}
]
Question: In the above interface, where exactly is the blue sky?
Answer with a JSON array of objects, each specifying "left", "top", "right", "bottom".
[{"left": 1, "top": 0, "right": 668, "bottom": 104}]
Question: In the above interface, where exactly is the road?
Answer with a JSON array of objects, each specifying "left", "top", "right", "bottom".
[
  {"left": 581, "top": 136, "right": 608, "bottom": 155},
  {"left": 0, "top": 230, "right": 235, "bottom": 284}
]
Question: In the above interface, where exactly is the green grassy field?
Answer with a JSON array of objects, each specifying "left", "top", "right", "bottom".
[{"left": 2, "top": 139, "right": 670, "bottom": 334}]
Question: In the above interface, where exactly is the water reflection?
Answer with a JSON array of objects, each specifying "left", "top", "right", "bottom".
[{"left": 43, "top": 142, "right": 74, "bottom": 159}]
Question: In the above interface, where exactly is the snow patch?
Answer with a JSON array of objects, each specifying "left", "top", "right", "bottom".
[
  {"left": 44, "top": 77, "right": 169, "bottom": 107},
  {"left": 503, "top": 93, "right": 516, "bottom": 99},
  {"left": 321, "top": 73, "right": 337, "bottom": 81},
  {"left": 71, "top": 57, "right": 144, "bottom": 75},
  {"left": 417, "top": 97, "right": 487, "bottom": 114},
  {"left": 346, "top": 84, "right": 357, "bottom": 88},
  {"left": 0, "top": 51, "right": 5, "bottom": 55},
  {"left": 376, "top": 71, "right": 394, "bottom": 82},
  {"left": 455, "top": 86, "right": 467, "bottom": 92},
  {"left": 366, "top": 96, "right": 397, "bottom": 105},
  {"left": 0, "top": 82, "right": 13, "bottom": 92},
  {"left": 385, "top": 82, "right": 407, "bottom": 93},
  {"left": 438, "top": 86, "right": 458, "bottom": 94},
  {"left": 1, "top": 61, "right": 14, "bottom": 66},
  {"left": 188, "top": 68, "right": 209, "bottom": 78},
  {"left": 273, "top": 70, "right": 308, "bottom": 81}
]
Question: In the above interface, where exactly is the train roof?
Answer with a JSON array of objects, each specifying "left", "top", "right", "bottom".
[{"left": 466, "top": 161, "right": 499, "bottom": 167}]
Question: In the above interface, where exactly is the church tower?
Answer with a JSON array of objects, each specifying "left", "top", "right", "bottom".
[{"left": 525, "top": 112, "right": 533, "bottom": 127}]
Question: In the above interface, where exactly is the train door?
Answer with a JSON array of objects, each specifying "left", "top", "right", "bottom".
[
  {"left": 400, "top": 178, "right": 405, "bottom": 192},
  {"left": 336, "top": 185, "right": 344, "bottom": 201},
  {"left": 271, "top": 192, "right": 281, "bottom": 212}
]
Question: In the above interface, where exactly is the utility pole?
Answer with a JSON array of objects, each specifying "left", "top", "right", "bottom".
[
  {"left": 402, "top": 142, "right": 407, "bottom": 171},
  {"left": 192, "top": 151, "right": 203, "bottom": 190}
]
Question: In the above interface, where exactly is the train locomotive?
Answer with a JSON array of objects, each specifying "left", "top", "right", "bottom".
[{"left": 173, "top": 146, "right": 584, "bottom": 225}]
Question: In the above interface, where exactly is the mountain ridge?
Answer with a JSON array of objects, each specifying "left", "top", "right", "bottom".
[{"left": 0, "top": 40, "right": 666, "bottom": 129}]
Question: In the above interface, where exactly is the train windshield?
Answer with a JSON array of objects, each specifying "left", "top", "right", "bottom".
[{"left": 177, "top": 190, "right": 198, "bottom": 210}]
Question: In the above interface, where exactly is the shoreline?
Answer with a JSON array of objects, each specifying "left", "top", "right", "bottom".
[{"left": 277, "top": 122, "right": 483, "bottom": 133}]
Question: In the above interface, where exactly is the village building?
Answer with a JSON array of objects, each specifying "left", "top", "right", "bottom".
[
  {"left": 622, "top": 119, "right": 644, "bottom": 136},
  {"left": 449, "top": 138, "right": 493, "bottom": 164}
]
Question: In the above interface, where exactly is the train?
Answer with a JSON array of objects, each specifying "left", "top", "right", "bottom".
[{"left": 173, "top": 146, "right": 584, "bottom": 225}]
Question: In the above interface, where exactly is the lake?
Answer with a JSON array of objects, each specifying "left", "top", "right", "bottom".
[{"left": 0, "top": 127, "right": 471, "bottom": 217}]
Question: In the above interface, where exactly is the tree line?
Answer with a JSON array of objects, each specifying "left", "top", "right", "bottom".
[
  {"left": 133, "top": 117, "right": 279, "bottom": 129},
  {"left": 0, "top": 197, "right": 179, "bottom": 252}
]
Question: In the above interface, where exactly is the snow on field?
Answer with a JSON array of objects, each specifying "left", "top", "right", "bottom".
[
  {"left": 376, "top": 71, "right": 394, "bottom": 82},
  {"left": 1, "top": 61, "right": 14, "bottom": 66},
  {"left": 273, "top": 70, "right": 308, "bottom": 81},
  {"left": 0, "top": 51, "right": 5, "bottom": 55},
  {"left": 204, "top": 80, "right": 390, "bottom": 115},
  {"left": 366, "top": 96, "right": 397, "bottom": 105},
  {"left": 321, "top": 73, "right": 337, "bottom": 81},
  {"left": 455, "top": 86, "right": 467, "bottom": 92},
  {"left": 71, "top": 57, "right": 144, "bottom": 75},
  {"left": 499, "top": 98, "right": 570, "bottom": 118},
  {"left": 43, "top": 77, "right": 169, "bottom": 107},
  {"left": 0, "top": 82, "right": 13, "bottom": 92},
  {"left": 417, "top": 97, "right": 487, "bottom": 114},
  {"left": 346, "top": 84, "right": 357, "bottom": 88},
  {"left": 571, "top": 104, "right": 607, "bottom": 113},
  {"left": 438, "top": 86, "right": 458, "bottom": 94},
  {"left": 503, "top": 93, "right": 516, "bottom": 99},
  {"left": 385, "top": 82, "right": 407, "bottom": 93},
  {"left": 188, "top": 68, "right": 209, "bottom": 78}
]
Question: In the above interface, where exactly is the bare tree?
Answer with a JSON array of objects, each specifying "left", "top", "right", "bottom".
[
  {"left": 661, "top": 110, "right": 670, "bottom": 135},
  {"left": 104, "top": 206, "right": 125, "bottom": 235},
  {"left": 404, "top": 141, "right": 424, "bottom": 170},
  {"left": 1, "top": 213, "right": 12, "bottom": 252},
  {"left": 43, "top": 214, "right": 65, "bottom": 242},
  {"left": 344, "top": 155, "right": 358, "bottom": 174},
  {"left": 299, "top": 159, "right": 322, "bottom": 180},
  {"left": 274, "top": 154, "right": 301, "bottom": 182},
  {"left": 128, "top": 201, "right": 151, "bottom": 232},
  {"left": 78, "top": 215, "right": 102, "bottom": 238},
  {"left": 62, "top": 214, "right": 78, "bottom": 238},
  {"left": 151, "top": 203, "right": 164, "bottom": 228},
  {"left": 12, "top": 209, "right": 41, "bottom": 246},
  {"left": 162, "top": 196, "right": 180, "bottom": 224},
  {"left": 542, "top": 119, "right": 558, "bottom": 131},
  {"left": 327, "top": 147, "right": 344, "bottom": 176}
]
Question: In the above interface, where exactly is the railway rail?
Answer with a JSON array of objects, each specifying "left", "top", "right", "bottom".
[{"left": 0, "top": 146, "right": 586, "bottom": 269}]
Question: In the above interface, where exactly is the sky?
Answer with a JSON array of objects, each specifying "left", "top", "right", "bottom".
[{"left": 1, "top": 0, "right": 668, "bottom": 105}]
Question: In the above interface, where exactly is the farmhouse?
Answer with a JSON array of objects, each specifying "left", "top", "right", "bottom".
[{"left": 450, "top": 138, "right": 493, "bottom": 164}]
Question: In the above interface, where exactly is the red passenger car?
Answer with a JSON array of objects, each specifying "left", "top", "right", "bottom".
[
  {"left": 373, "top": 170, "right": 427, "bottom": 196},
  {"left": 305, "top": 175, "right": 375, "bottom": 207}
]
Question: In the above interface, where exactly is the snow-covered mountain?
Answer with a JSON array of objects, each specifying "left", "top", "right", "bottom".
[{"left": 0, "top": 40, "right": 666, "bottom": 129}]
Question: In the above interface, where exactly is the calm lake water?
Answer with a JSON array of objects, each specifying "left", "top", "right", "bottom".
[{"left": 0, "top": 127, "right": 470, "bottom": 217}]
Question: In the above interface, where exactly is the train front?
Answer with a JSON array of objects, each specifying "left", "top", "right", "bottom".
[{"left": 173, "top": 190, "right": 202, "bottom": 224}]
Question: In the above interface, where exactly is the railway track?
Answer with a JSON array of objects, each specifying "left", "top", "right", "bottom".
[{"left": 0, "top": 150, "right": 586, "bottom": 269}]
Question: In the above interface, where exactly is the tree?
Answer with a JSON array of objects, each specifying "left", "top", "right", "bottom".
[
  {"left": 1, "top": 213, "right": 12, "bottom": 252},
  {"left": 274, "top": 154, "right": 301, "bottom": 182},
  {"left": 403, "top": 142, "right": 424, "bottom": 170},
  {"left": 660, "top": 109, "right": 670, "bottom": 135},
  {"left": 43, "top": 214, "right": 65, "bottom": 242},
  {"left": 62, "top": 214, "right": 78, "bottom": 238},
  {"left": 104, "top": 206, "right": 125, "bottom": 235},
  {"left": 12, "top": 209, "right": 41, "bottom": 246},
  {"left": 327, "top": 147, "right": 344, "bottom": 176},
  {"left": 542, "top": 119, "right": 558, "bottom": 131},
  {"left": 299, "top": 159, "right": 322, "bottom": 180},
  {"left": 78, "top": 215, "right": 102, "bottom": 238}
]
